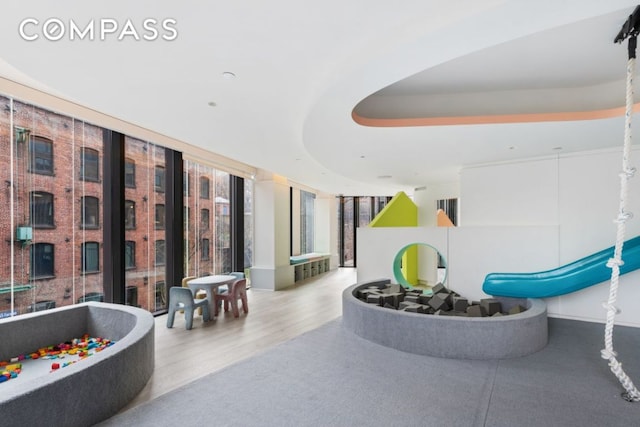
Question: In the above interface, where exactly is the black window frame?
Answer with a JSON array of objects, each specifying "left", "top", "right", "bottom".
[
  {"left": 29, "top": 136, "right": 54, "bottom": 175},
  {"left": 124, "top": 158, "right": 136, "bottom": 188},
  {"left": 125, "top": 240, "right": 136, "bottom": 269},
  {"left": 200, "top": 176, "right": 210, "bottom": 199},
  {"left": 201, "top": 238, "right": 210, "bottom": 260},
  {"left": 30, "top": 191, "right": 54, "bottom": 228},
  {"left": 155, "top": 239, "right": 166, "bottom": 266},
  {"left": 30, "top": 242, "right": 54, "bottom": 279},
  {"left": 81, "top": 241, "right": 100, "bottom": 273},
  {"left": 80, "top": 147, "right": 100, "bottom": 182},
  {"left": 81, "top": 196, "right": 100, "bottom": 229},
  {"left": 201, "top": 208, "right": 210, "bottom": 230},
  {"left": 124, "top": 200, "right": 136, "bottom": 229},
  {"left": 155, "top": 204, "right": 165, "bottom": 229},
  {"left": 154, "top": 165, "right": 165, "bottom": 193}
]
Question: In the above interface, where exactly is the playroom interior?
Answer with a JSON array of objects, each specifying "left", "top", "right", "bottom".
[{"left": 1, "top": 2, "right": 640, "bottom": 426}]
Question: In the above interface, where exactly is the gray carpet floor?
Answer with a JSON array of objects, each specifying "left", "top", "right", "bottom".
[{"left": 100, "top": 317, "right": 640, "bottom": 427}]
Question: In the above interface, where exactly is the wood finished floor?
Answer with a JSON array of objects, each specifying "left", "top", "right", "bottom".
[{"left": 121, "top": 267, "right": 357, "bottom": 412}]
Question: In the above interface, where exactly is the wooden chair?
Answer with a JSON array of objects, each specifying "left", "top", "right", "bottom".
[
  {"left": 166, "top": 287, "right": 210, "bottom": 330},
  {"left": 214, "top": 278, "right": 248, "bottom": 318}
]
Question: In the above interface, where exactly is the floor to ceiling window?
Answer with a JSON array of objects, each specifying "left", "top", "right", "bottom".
[
  {"left": 183, "top": 161, "right": 235, "bottom": 277},
  {"left": 0, "top": 92, "right": 254, "bottom": 317},
  {"left": 340, "top": 197, "right": 355, "bottom": 267},
  {"left": 337, "top": 196, "right": 392, "bottom": 267},
  {"left": 0, "top": 95, "right": 105, "bottom": 316},
  {"left": 300, "top": 190, "right": 315, "bottom": 254},
  {"left": 244, "top": 178, "right": 254, "bottom": 271},
  {"left": 123, "top": 136, "right": 167, "bottom": 312}
]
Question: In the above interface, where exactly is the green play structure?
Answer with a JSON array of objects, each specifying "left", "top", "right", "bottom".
[{"left": 369, "top": 191, "right": 418, "bottom": 285}]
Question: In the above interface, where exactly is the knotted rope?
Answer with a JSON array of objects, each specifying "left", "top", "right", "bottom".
[{"left": 601, "top": 52, "right": 640, "bottom": 402}]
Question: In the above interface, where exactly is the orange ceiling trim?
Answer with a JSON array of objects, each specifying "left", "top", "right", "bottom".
[{"left": 352, "top": 103, "right": 640, "bottom": 127}]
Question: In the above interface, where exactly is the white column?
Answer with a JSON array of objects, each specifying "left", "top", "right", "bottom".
[{"left": 250, "top": 171, "right": 293, "bottom": 290}]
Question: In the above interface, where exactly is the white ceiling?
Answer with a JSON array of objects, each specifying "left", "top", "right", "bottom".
[{"left": 1, "top": 1, "right": 639, "bottom": 196}]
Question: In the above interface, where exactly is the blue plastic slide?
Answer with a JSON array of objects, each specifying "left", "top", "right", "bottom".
[{"left": 482, "top": 236, "right": 640, "bottom": 298}]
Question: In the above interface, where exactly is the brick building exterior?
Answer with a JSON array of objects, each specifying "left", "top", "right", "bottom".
[{"left": 0, "top": 96, "right": 167, "bottom": 315}]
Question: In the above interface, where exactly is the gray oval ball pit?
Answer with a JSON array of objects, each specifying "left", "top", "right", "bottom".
[
  {"left": 342, "top": 281, "right": 548, "bottom": 360},
  {"left": 0, "top": 302, "right": 154, "bottom": 427}
]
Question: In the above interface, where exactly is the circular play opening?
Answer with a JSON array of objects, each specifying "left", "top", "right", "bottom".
[{"left": 392, "top": 242, "right": 448, "bottom": 290}]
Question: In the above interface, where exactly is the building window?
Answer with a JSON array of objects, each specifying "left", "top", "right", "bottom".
[
  {"left": 30, "top": 191, "right": 54, "bottom": 228},
  {"left": 183, "top": 172, "right": 191, "bottom": 196},
  {"left": 81, "top": 242, "right": 100, "bottom": 273},
  {"left": 155, "top": 204, "right": 165, "bottom": 229},
  {"left": 154, "top": 166, "right": 165, "bottom": 193},
  {"left": 155, "top": 240, "right": 165, "bottom": 266},
  {"left": 29, "top": 136, "right": 54, "bottom": 175},
  {"left": 125, "top": 240, "right": 136, "bottom": 269},
  {"left": 202, "top": 238, "right": 210, "bottom": 260},
  {"left": 125, "top": 200, "right": 136, "bottom": 229},
  {"left": 201, "top": 208, "right": 210, "bottom": 230},
  {"left": 300, "top": 190, "right": 315, "bottom": 253},
  {"left": 155, "top": 281, "right": 166, "bottom": 309},
  {"left": 81, "top": 196, "right": 99, "bottom": 228},
  {"left": 80, "top": 148, "right": 99, "bottom": 181},
  {"left": 31, "top": 243, "right": 54, "bottom": 278},
  {"left": 436, "top": 198, "right": 459, "bottom": 226},
  {"left": 124, "top": 158, "right": 136, "bottom": 188},
  {"left": 200, "top": 176, "right": 210, "bottom": 199}
]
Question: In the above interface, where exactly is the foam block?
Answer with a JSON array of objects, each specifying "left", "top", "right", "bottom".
[
  {"left": 481, "top": 298, "right": 502, "bottom": 316},
  {"left": 467, "top": 305, "right": 487, "bottom": 317},
  {"left": 428, "top": 294, "right": 450, "bottom": 311},
  {"left": 452, "top": 297, "right": 469, "bottom": 312}
]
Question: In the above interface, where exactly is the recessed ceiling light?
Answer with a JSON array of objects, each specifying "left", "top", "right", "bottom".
[
  {"left": 222, "top": 71, "right": 236, "bottom": 79},
  {"left": 208, "top": 101, "right": 217, "bottom": 107}
]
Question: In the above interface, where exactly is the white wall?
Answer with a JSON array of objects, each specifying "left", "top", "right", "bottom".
[
  {"left": 358, "top": 147, "right": 640, "bottom": 326},
  {"left": 357, "top": 227, "right": 448, "bottom": 284},
  {"left": 447, "top": 226, "right": 558, "bottom": 301},
  {"left": 461, "top": 157, "right": 559, "bottom": 226},
  {"left": 413, "top": 182, "right": 460, "bottom": 226},
  {"left": 357, "top": 225, "right": 557, "bottom": 302},
  {"left": 460, "top": 147, "right": 640, "bottom": 326}
]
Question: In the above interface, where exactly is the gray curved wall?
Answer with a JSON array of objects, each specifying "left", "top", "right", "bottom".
[
  {"left": 0, "top": 302, "right": 154, "bottom": 427},
  {"left": 342, "top": 282, "right": 548, "bottom": 359}
]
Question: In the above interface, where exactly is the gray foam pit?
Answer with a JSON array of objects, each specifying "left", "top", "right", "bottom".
[
  {"left": 509, "top": 305, "right": 527, "bottom": 315},
  {"left": 343, "top": 281, "right": 548, "bottom": 360}
]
